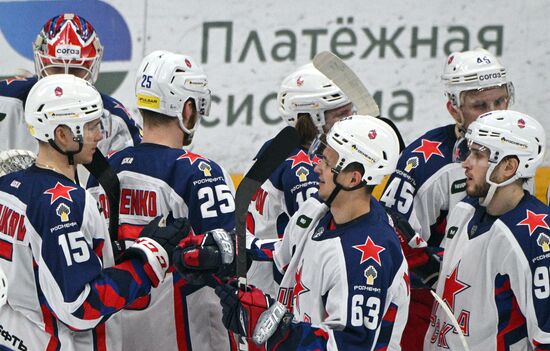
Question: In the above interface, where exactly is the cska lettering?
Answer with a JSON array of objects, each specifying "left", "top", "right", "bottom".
[
  {"left": 0, "top": 204, "right": 26, "bottom": 241},
  {"left": 119, "top": 188, "right": 158, "bottom": 217},
  {"left": 251, "top": 187, "right": 268, "bottom": 215},
  {"left": 98, "top": 194, "right": 110, "bottom": 219}
]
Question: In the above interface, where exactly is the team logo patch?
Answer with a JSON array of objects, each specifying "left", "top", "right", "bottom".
[
  {"left": 198, "top": 161, "right": 212, "bottom": 177},
  {"left": 353, "top": 237, "right": 385, "bottom": 265},
  {"left": 368, "top": 129, "right": 377, "bottom": 139},
  {"left": 451, "top": 179, "right": 467, "bottom": 194},
  {"left": 518, "top": 118, "right": 526, "bottom": 129},
  {"left": 296, "top": 76, "right": 304, "bottom": 86},
  {"left": 413, "top": 139, "right": 444, "bottom": 162},
  {"left": 312, "top": 225, "right": 324, "bottom": 239},
  {"left": 404, "top": 157, "right": 419, "bottom": 172},
  {"left": 537, "top": 233, "right": 550, "bottom": 253},
  {"left": 295, "top": 166, "right": 309, "bottom": 182},
  {"left": 54, "top": 86, "right": 63, "bottom": 97},
  {"left": 442, "top": 262, "right": 470, "bottom": 312},
  {"left": 185, "top": 58, "right": 192, "bottom": 68},
  {"left": 296, "top": 214, "right": 312, "bottom": 229},
  {"left": 518, "top": 210, "right": 549, "bottom": 236},
  {"left": 446, "top": 226, "right": 458, "bottom": 240},
  {"left": 44, "top": 182, "right": 77, "bottom": 205},
  {"left": 56, "top": 203, "right": 71, "bottom": 222},
  {"left": 364, "top": 265, "right": 378, "bottom": 285},
  {"left": 287, "top": 150, "right": 313, "bottom": 168}
]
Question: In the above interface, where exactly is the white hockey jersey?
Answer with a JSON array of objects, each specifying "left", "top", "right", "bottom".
[
  {"left": 254, "top": 196, "right": 410, "bottom": 350},
  {"left": 87, "top": 143, "right": 237, "bottom": 351},
  {"left": 425, "top": 193, "right": 550, "bottom": 350},
  {"left": 0, "top": 166, "right": 157, "bottom": 351}
]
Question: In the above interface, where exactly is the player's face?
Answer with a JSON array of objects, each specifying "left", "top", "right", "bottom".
[
  {"left": 43, "top": 64, "right": 91, "bottom": 80},
  {"left": 314, "top": 146, "right": 339, "bottom": 200},
  {"left": 457, "top": 86, "right": 510, "bottom": 129},
  {"left": 73, "top": 119, "right": 104, "bottom": 164},
  {"left": 323, "top": 103, "right": 353, "bottom": 133},
  {"left": 462, "top": 142, "right": 491, "bottom": 197}
]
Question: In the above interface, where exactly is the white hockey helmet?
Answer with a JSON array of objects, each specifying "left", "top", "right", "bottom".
[
  {"left": 278, "top": 63, "right": 351, "bottom": 132},
  {"left": 135, "top": 50, "right": 211, "bottom": 139},
  {"left": 24, "top": 74, "right": 103, "bottom": 143},
  {"left": 326, "top": 115, "right": 399, "bottom": 185},
  {"left": 33, "top": 13, "right": 103, "bottom": 83},
  {"left": 442, "top": 48, "right": 514, "bottom": 107},
  {"left": 466, "top": 110, "right": 545, "bottom": 180}
]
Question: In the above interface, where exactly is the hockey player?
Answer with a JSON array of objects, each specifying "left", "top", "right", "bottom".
[
  {"left": 0, "top": 13, "right": 141, "bottom": 155},
  {"left": 87, "top": 50, "right": 236, "bottom": 351},
  {"left": 0, "top": 74, "right": 190, "bottom": 351},
  {"left": 247, "top": 63, "right": 352, "bottom": 297},
  {"left": 424, "top": 110, "right": 550, "bottom": 349},
  {"left": 176, "top": 115, "right": 410, "bottom": 350},
  {"left": 380, "top": 48, "right": 515, "bottom": 349}
]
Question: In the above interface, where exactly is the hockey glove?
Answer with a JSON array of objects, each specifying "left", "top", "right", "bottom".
[
  {"left": 123, "top": 216, "right": 192, "bottom": 286},
  {"left": 173, "top": 229, "right": 235, "bottom": 285},
  {"left": 387, "top": 209, "right": 442, "bottom": 287},
  {"left": 215, "top": 281, "right": 293, "bottom": 345}
]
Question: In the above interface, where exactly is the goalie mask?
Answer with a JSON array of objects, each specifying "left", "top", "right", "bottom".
[
  {"left": 24, "top": 74, "right": 103, "bottom": 146},
  {"left": 465, "top": 110, "right": 545, "bottom": 206},
  {"left": 135, "top": 50, "right": 211, "bottom": 144},
  {"left": 442, "top": 48, "right": 514, "bottom": 108},
  {"left": 278, "top": 63, "right": 351, "bottom": 133},
  {"left": 33, "top": 13, "right": 103, "bottom": 83}
]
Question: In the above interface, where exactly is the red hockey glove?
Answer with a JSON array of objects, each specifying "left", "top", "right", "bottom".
[
  {"left": 123, "top": 216, "right": 192, "bottom": 286},
  {"left": 215, "top": 281, "right": 293, "bottom": 345},
  {"left": 173, "top": 229, "right": 235, "bottom": 284}
]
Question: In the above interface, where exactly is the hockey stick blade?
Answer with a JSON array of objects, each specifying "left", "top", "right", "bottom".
[
  {"left": 313, "top": 51, "right": 380, "bottom": 117},
  {"left": 235, "top": 126, "right": 300, "bottom": 286}
]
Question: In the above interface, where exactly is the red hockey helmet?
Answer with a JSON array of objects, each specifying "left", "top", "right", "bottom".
[{"left": 33, "top": 13, "right": 103, "bottom": 83}]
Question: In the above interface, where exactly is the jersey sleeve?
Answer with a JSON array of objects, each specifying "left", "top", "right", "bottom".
[
  {"left": 101, "top": 95, "right": 142, "bottom": 153},
  {"left": 499, "top": 221, "right": 550, "bottom": 348},
  {"left": 32, "top": 190, "right": 154, "bottom": 331}
]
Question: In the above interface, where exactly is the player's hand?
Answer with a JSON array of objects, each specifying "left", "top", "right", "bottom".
[
  {"left": 123, "top": 216, "right": 193, "bottom": 286},
  {"left": 215, "top": 281, "right": 292, "bottom": 345},
  {"left": 173, "top": 229, "right": 235, "bottom": 285}
]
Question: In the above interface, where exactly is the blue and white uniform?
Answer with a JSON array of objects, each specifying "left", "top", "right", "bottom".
[
  {"left": 87, "top": 143, "right": 236, "bottom": 351},
  {"left": 425, "top": 193, "right": 550, "bottom": 350},
  {"left": 249, "top": 197, "right": 410, "bottom": 350},
  {"left": 0, "top": 166, "right": 156, "bottom": 351},
  {"left": 246, "top": 141, "right": 320, "bottom": 297}
]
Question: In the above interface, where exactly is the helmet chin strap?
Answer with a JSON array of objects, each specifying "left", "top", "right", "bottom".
[
  {"left": 48, "top": 138, "right": 83, "bottom": 183},
  {"left": 479, "top": 163, "right": 519, "bottom": 207},
  {"left": 325, "top": 172, "right": 366, "bottom": 207}
]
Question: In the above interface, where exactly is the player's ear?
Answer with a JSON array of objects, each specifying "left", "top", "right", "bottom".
[
  {"left": 446, "top": 100, "right": 461, "bottom": 124},
  {"left": 53, "top": 125, "right": 72, "bottom": 146},
  {"left": 181, "top": 99, "right": 197, "bottom": 130}
]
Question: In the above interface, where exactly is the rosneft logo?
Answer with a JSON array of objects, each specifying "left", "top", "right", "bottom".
[{"left": 137, "top": 94, "right": 160, "bottom": 109}]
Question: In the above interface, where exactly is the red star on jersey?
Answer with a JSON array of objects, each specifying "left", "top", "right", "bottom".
[
  {"left": 293, "top": 265, "right": 310, "bottom": 313},
  {"left": 442, "top": 263, "right": 470, "bottom": 312},
  {"left": 311, "top": 154, "right": 321, "bottom": 165},
  {"left": 518, "top": 210, "right": 549, "bottom": 236},
  {"left": 113, "top": 102, "right": 132, "bottom": 117},
  {"left": 287, "top": 150, "right": 313, "bottom": 168},
  {"left": 44, "top": 182, "right": 77, "bottom": 205},
  {"left": 177, "top": 151, "right": 207, "bottom": 165},
  {"left": 4, "top": 76, "right": 27, "bottom": 85},
  {"left": 353, "top": 237, "right": 386, "bottom": 265},
  {"left": 413, "top": 139, "right": 444, "bottom": 162}
]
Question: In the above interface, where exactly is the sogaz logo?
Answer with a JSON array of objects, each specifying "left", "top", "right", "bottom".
[{"left": 0, "top": 0, "right": 131, "bottom": 95}]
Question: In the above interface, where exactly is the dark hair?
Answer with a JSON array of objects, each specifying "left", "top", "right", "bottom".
[{"left": 295, "top": 113, "right": 318, "bottom": 147}]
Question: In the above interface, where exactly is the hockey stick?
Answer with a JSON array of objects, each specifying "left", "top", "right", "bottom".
[
  {"left": 84, "top": 150, "right": 121, "bottom": 255},
  {"left": 430, "top": 290, "right": 470, "bottom": 350},
  {"left": 312, "top": 51, "right": 405, "bottom": 152},
  {"left": 235, "top": 126, "right": 300, "bottom": 287}
]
